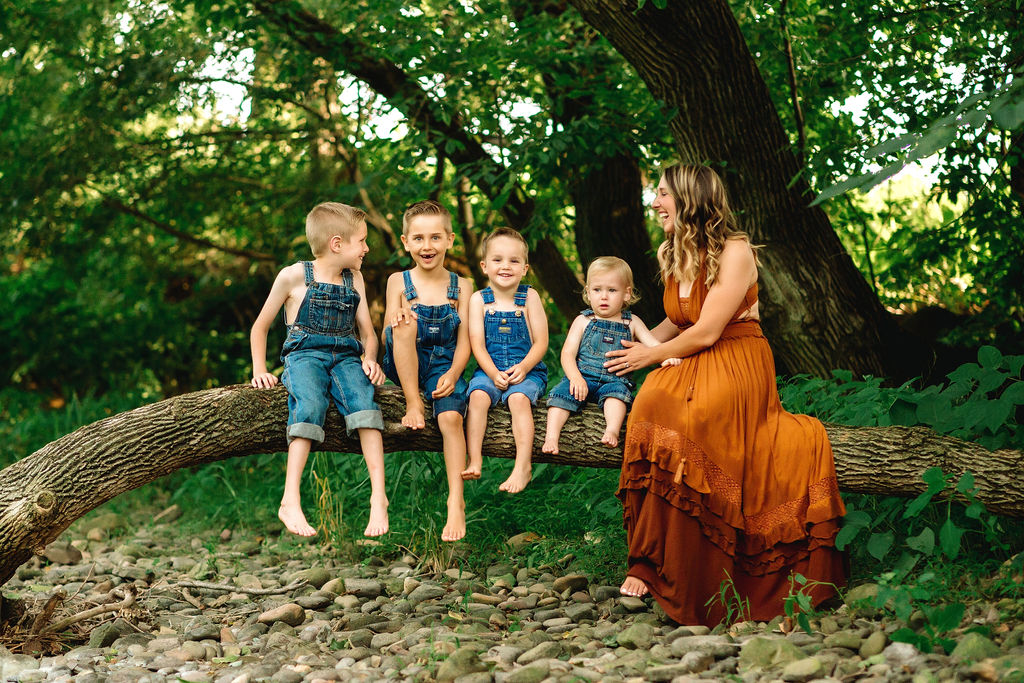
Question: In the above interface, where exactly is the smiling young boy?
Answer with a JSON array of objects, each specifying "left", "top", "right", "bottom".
[
  {"left": 250, "top": 202, "right": 388, "bottom": 538},
  {"left": 381, "top": 200, "right": 474, "bottom": 541}
]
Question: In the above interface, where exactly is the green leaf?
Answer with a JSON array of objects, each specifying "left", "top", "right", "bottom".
[
  {"left": 1002, "top": 381, "right": 1024, "bottom": 404},
  {"left": 867, "top": 531, "right": 894, "bottom": 560},
  {"left": 922, "top": 467, "right": 949, "bottom": 490},
  {"left": 955, "top": 471, "right": 975, "bottom": 495},
  {"left": 947, "top": 362, "right": 980, "bottom": 384},
  {"left": 923, "top": 602, "right": 965, "bottom": 633},
  {"left": 939, "top": 519, "right": 965, "bottom": 559},
  {"left": 906, "top": 527, "right": 935, "bottom": 555},
  {"left": 903, "top": 489, "right": 937, "bottom": 519},
  {"left": 978, "top": 345, "right": 1003, "bottom": 369},
  {"left": 889, "top": 398, "right": 919, "bottom": 426},
  {"left": 916, "top": 394, "right": 952, "bottom": 426},
  {"left": 965, "top": 501, "right": 985, "bottom": 519},
  {"left": 981, "top": 398, "right": 1014, "bottom": 434},
  {"left": 835, "top": 523, "right": 862, "bottom": 551},
  {"left": 977, "top": 368, "right": 1009, "bottom": 395},
  {"left": 843, "top": 510, "right": 872, "bottom": 527}
]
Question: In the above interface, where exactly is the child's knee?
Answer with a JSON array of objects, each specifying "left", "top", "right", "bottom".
[
  {"left": 469, "top": 390, "right": 492, "bottom": 407},
  {"left": 437, "top": 411, "right": 463, "bottom": 431},
  {"left": 507, "top": 393, "right": 531, "bottom": 410}
]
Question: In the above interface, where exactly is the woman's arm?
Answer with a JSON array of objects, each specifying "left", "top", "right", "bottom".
[{"left": 605, "top": 240, "right": 757, "bottom": 374}]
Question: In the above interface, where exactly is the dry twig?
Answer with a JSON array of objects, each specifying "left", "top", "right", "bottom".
[
  {"left": 164, "top": 579, "right": 308, "bottom": 595},
  {"left": 41, "top": 587, "right": 136, "bottom": 634}
]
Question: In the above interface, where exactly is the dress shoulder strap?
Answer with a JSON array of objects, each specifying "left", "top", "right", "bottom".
[
  {"left": 513, "top": 284, "right": 529, "bottom": 307},
  {"left": 302, "top": 261, "right": 314, "bottom": 286},
  {"left": 402, "top": 270, "right": 418, "bottom": 301},
  {"left": 481, "top": 286, "right": 495, "bottom": 304},
  {"left": 447, "top": 272, "right": 460, "bottom": 301}
]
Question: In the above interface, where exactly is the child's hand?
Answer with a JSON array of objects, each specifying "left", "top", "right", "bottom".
[
  {"left": 252, "top": 372, "right": 279, "bottom": 389},
  {"left": 491, "top": 369, "right": 511, "bottom": 391},
  {"left": 505, "top": 363, "right": 527, "bottom": 385},
  {"left": 432, "top": 371, "right": 456, "bottom": 399},
  {"left": 391, "top": 305, "right": 418, "bottom": 328},
  {"left": 661, "top": 357, "right": 682, "bottom": 367},
  {"left": 569, "top": 376, "right": 589, "bottom": 401},
  {"left": 363, "top": 359, "right": 385, "bottom": 385}
]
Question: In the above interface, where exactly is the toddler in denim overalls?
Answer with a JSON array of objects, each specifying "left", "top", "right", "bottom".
[
  {"left": 542, "top": 256, "right": 673, "bottom": 454},
  {"left": 466, "top": 228, "right": 549, "bottom": 494},
  {"left": 250, "top": 202, "right": 388, "bottom": 539},
  {"left": 381, "top": 200, "right": 474, "bottom": 541}
]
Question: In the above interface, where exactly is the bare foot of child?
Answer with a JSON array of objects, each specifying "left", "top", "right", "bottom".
[
  {"left": 601, "top": 430, "right": 619, "bottom": 448},
  {"left": 619, "top": 576, "right": 650, "bottom": 597},
  {"left": 441, "top": 499, "right": 466, "bottom": 542},
  {"left": 279, "top": 503, "right": 317, "bottom": 537},
  {"left": 401, "top": 401, "right": 426, "bottom": 430},
  {"left": 540, "top": 436, "right": 559, "bottom": 454},
  {"left": 461, "top": 457, "right": 482, "bottom": 480},
  {"left": 498, "top": 466, "right": 532, "bottom": 493},
  {"left": 364, "top": 494, "right": 389, "bottom": 537}
]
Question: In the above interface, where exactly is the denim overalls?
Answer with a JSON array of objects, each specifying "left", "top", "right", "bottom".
[
  {"left": 547, "top": 309, "right": 636, "bottom": 412},
  {"left": 467, "top": 284, "right": 548, "bottom": 405},
  {"left": 280, "top": 262, "right": 383, "bottom": 442},
  {"left": 382, "top": 270, "right": 469, "bottom": 417}
]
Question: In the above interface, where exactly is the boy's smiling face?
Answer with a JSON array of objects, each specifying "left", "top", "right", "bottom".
[
  {"left": 401, "top": 215, "right": 453, "bottom": 270},
  {"left": 480, "top": 235, "right": 529, "bottom": 291},
  {"left": 335, "top": 220, "right": 369, "bottom": 270}
]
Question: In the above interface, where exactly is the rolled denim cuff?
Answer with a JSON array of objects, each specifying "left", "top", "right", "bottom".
[
  {"left": 287, "top": 422, "right": 326, "bottom": 444},
  {"left": 344, "top": 409, "right": 384, "bottom": 434},
  {"left": 546, "top": 394, "right": 582, "bottom": 413},
  {"left": 598, "top": 392, "right": 634, "bottom": 409}
]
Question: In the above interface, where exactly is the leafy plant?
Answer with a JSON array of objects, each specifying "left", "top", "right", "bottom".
[{"left": 706, "top": 570, "right": 751, "bottom": 625}]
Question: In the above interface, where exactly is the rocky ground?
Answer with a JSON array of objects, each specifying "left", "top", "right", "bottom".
[{"left": 2, "top": 507, "right": 1024, "bottom": 682}]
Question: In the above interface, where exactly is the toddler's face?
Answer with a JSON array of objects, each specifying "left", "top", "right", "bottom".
[
  {"left": 481, "top": 236, "right": 529, "bottom": 290},
  {"left": 402, "top": 215, "right": 453, "bottom": 269},
  {"left": 336, "top": 220, "right": 369, "bottom": 270},
  {"left": 587, "top": 271, "right": 631, "bottom": 319}
]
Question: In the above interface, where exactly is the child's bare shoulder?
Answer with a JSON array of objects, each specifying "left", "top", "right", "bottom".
[
  {"left": 456, "top": 274, "right": 474, "bottom": 295},
  {"left": 276, "top": 262, "right": 306, "bottom": 286}
]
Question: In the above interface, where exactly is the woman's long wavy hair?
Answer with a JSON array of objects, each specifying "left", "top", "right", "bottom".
[{"left": 656, "top": 163, "right": 757, "bottom": 287}]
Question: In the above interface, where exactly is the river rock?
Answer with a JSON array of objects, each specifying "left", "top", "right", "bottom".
[
  {"left": 258, "top": 603, "right": 305, "bottom": 626},
  {"left": 436, "top": 646, "right": 486, "bottom": 681},
  {"left": 951, "top": 632, "right": 1002, "bottom": 662},
  {"left": 553, "top": 574, "right": 588, "bottom": 594},
  {"left": 739, "top": 637, "right": 806, "bottom": 671},
  {"left": 616, "top": 622, "right": 655, "bottom": 649}
]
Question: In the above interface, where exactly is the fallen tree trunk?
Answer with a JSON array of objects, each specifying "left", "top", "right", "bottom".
[{"left": 2, "top": 384, "right": 1021, "bottom": 587}]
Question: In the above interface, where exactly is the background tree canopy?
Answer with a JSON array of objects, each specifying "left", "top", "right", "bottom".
[{"left": 1, "top": 0, "right": 1022, "bottom": 399}]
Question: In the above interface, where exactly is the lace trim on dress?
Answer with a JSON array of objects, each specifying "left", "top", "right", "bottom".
[{"left": 617, "top": 420, "right": 845, "bottom": 576}]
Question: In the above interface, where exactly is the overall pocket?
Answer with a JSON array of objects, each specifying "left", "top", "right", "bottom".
[{"left": 308, "top": 294, "right": 353, "bottom": 335}]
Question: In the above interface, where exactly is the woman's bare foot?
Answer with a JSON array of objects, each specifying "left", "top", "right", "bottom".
[
  {"left": 364, "top": 494, "right": 389, "bottom": 537},
  {"left": 600, "top": 429, "right": 619, "bottom": 448},
  {"left": 540, "top": 436, "right": 559, "bottom": 454},
  {"left": 498, "top": 465, "right": 532, "bottom": 493},
  {"left": 461, "top": 457, "right": 482, "bottom": 480},
  {"left": 441, "top": 499, "right": 466, "bottom": 542},
  {"left": 279, "top": 503, "right": 317, "bottom": 537},
  {"left": 401, "top": 401, "right": 426, "bottom": 430},
  {"left": 619, "top": 576, "right": 649, "bottom": 597}
]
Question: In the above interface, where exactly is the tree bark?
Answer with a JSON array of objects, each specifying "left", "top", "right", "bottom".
[
  {"left": 566, "top": 0, "right": 930, "bottom": 379},
  {"left": 2, "top": 385, "right": 1022, "bottom": 588}
]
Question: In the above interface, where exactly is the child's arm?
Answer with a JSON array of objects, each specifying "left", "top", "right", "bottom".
[
  {"left": 352, "top": 271, "right": 385, "bottom": 385},
  {"left": 631, "top": 314, "right": 682, "bottom": 367},
  {"left": 433, "top": 275, "right": 474, "bottom": 399},
  {"left": 468, "top": 291, "right": 509, "bottom": 390},
  {"left": 506, "top": 287, "right": 550, "bottom": 385},
  {"left": 250, "top": 264, "right": 302, "bottom": 388},
  {"left": 559, "top": 315, "right": 589, "bottom": 401}
]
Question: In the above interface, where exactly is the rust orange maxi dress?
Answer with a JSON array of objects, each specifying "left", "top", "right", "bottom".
[{"left": 617, "top": 271, "right": 847, "bottom": 626}]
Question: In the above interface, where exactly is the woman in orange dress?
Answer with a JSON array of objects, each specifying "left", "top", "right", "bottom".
[{"left": 605, "top": 163, "right": 846, "bottom": 626}]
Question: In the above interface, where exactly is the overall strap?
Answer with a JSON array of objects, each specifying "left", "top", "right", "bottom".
[
  {"left": 513, "top": 284, "right": 529, "bottom": 307},
  {"left": 621, "top": 310, "right": 633, "bottom": 322},
  {"left": 302, "top": 261, "right": 315, "bottom": 286},
  {"left": 446, "top": 271, "right": 460, "bottom": 301},
  {"left": 402, "top": 270, "right": 418, "bottom": 301},
  {"left": 481, "top": 287, "right": 495, "bottom": 304},
  {"left": 581, "top": 308, "right": 595, "bottom": 318},
  {"left": 342, "top": 269, "right": 354, "bottom": 289}
]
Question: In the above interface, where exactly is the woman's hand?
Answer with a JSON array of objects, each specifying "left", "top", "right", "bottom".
[{"left": 604, "top": 340, "right": 661, "bottom": 376}]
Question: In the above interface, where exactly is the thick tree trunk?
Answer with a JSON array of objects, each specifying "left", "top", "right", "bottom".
[
  {"left": 567, "top": 0, "right": 929, "bottom": 379},
  {"left": 2, "top": 385, "right": 1022, "bottom": 588}
]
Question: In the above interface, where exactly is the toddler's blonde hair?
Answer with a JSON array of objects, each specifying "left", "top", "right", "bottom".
[
  {"left": 583, "top": 256, "right": 638, "bottom": 306},
  {"left": 306, "top": 202, "right": 368, "bottom": 257},
  {"left": 480, "top": 227, "right": 529, "bottom": 263}
]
